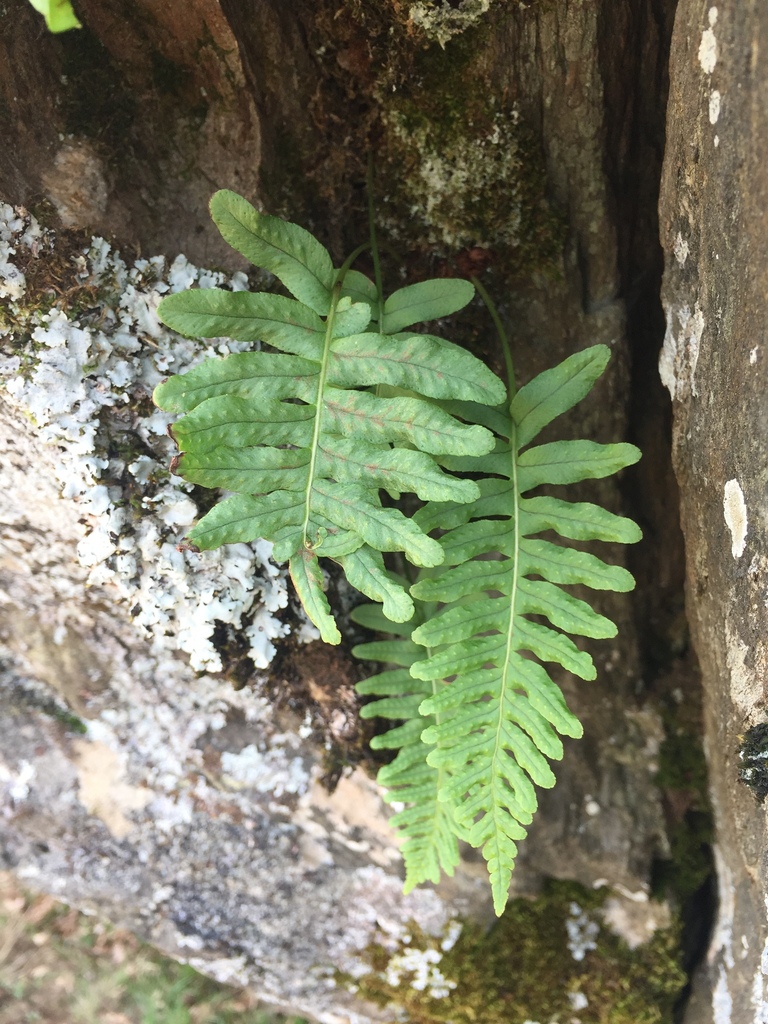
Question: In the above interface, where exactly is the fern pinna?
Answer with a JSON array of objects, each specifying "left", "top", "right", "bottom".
[
  {"left": 153, "top": 190, "right": 505, "bottom": 643},
  {"left": 359, "top": 343, "right": 641, "bottom": 915}
]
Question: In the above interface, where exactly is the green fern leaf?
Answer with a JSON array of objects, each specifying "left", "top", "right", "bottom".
[
  {"left": 353, "top": 596, "right": 462, "bottom": 890},
  {"left": 381, "top": 279, "right": 475, "bottom": 334},
  {"left": 408, "top": 345, "right": 642, "bottom": 915},
  {"left": 341, "top": 272, "right": 475, "bottom": 332},
  {"left": 153, "top": 192, "right": 505, "bottom": 641},
  {"left": 28, "top": 0, "right": 81, "bottom": 31},
  {"left": 338, "top": 549, "right": 415, "bottom": 623},
  {"left": 209, "top": 190, "right": 335, "bottom": 315}
]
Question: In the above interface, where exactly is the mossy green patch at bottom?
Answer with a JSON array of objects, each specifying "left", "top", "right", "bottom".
[
  {"left": 346, "top": 881, "right": 686, "bottom": 1024},
  {"left": 652, "top": 696, "right": 714, "bottom": 908}
]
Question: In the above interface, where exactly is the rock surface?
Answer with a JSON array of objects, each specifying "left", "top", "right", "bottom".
[{"left": 659, "top": 1, "right": 768, "bottom": 1020}]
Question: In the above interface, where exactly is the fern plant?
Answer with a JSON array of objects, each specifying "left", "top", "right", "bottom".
[
  {"left": 360, "top": 338, "right": 642, "bottom": 915},
  {"left": 154, "top": 190, "right": 505, "bottom": 642},
  {"left": 153, "top": 190, "right": 641, "bottom": 915}
]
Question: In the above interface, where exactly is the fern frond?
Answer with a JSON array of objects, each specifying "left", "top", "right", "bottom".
[
  {"left": 153, "top": 190, "right": 505, "bottom": 642},
  {"left": 353, "top": 599, "right": 462, "bottom": 891},
  {"left": 408, "top": 345, "right": 642, "bottom": 915}
]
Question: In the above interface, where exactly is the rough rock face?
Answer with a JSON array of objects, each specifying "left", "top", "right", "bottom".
[
  {"left": 659, "top": 2, "right": 768, "bottom": 1021},
  {"left": 0, "top": 0, "right": 263, "bottom": 267}
]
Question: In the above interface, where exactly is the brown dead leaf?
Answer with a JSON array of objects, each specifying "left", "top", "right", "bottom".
[
  {"left": 52, "top": 907, "right": 80, "bottom": 937},
  {"left": 26, "top": 894, "right": 55, "bottom": 925}
]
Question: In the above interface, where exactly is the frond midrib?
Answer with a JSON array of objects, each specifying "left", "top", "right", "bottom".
[
  {"left": 301, "top": 283, "right": 340, "bottom": 546},
  {"left": 490, "top": 417, "right": 521, "bottom": 891}
]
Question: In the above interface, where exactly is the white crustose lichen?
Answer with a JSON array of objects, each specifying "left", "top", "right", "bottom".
[{"left": 0, "top": 203, "right": 317, "bottom": 673}]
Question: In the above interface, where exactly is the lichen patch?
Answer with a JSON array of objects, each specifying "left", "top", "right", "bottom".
[
  {"left": 408, "top": 0, "right": 496, "bottom": 47},
  {"left": 713, "top": 964, "right": 733, "bottom": 1024},
  {"left": 219, "top": 742, "right": 310, "bottom": 798},
  {"left": 0, "top": 203, "right": 303, "bottom": 674},
  {"left": 709, "top": 89, "right": 722, "bottom": 125},
  {"left": 382, "top": 102, "right": 526, "bottom": 251},
  {"left": 723, "top": 479, "right": 748, "bottom": 559},
  {"left": 659, "top": 301, "right": 705, "bottom": 400},
  {"left": 673, "top": 232, "right": 690, "bottom": 266},
  {"left": 699, "top": 8, "right": 719, "bottom": 75}
]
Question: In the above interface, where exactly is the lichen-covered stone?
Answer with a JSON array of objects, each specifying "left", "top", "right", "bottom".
[{"left": 1, "top": 205, "right": 291, "bottom": 672}]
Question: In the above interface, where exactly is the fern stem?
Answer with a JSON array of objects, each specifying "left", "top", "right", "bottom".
[
  {"left": 335, "top": 242, "right": 370, "bottom": 285},
  {"left": 494, "top": 416, "right": 521, "bottom": 855},
  {"left": 471, "top": 275, "right": 516, "bottom": 398},
  {"left": 367, "top": 155, "right": 385, "bottom": 328},
  {"left": 301, "top": 281, "right": 342, "bottom": 548}
]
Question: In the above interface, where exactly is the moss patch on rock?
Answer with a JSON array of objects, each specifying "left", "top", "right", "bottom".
[
  {"left": 345, "top": 880, "right": 686, "bottom": 1024},
  {"left": 303, "top": 3, "right": 563, "bottom": 275},
  {"left": 652, "top": 708, "right": 713, "bottom": 907},
  {"left": 375, "top": 28, "right": 564, "bottom": 271}
]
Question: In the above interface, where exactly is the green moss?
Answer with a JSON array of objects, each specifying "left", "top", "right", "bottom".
[
  {"left": 298, "top": 1, "right": 563, "bottom": 273},
  {"left": 652, "top": 702, "right": 713, "bottom": 907},
  {"left": 6, "top": 679, "right": 87, "bottom": 734},
  {"left": 345, "top": 881, "right": 686, "bottom": 1024},
  {"left": 46, "top": 705, "right": 88, "bottom": 734},
  {"left": 737, "top": 723, "right": 768, "bottom": 802},
  {"left": 377, "top": 30, "right": 565, "bottom": 273}
]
